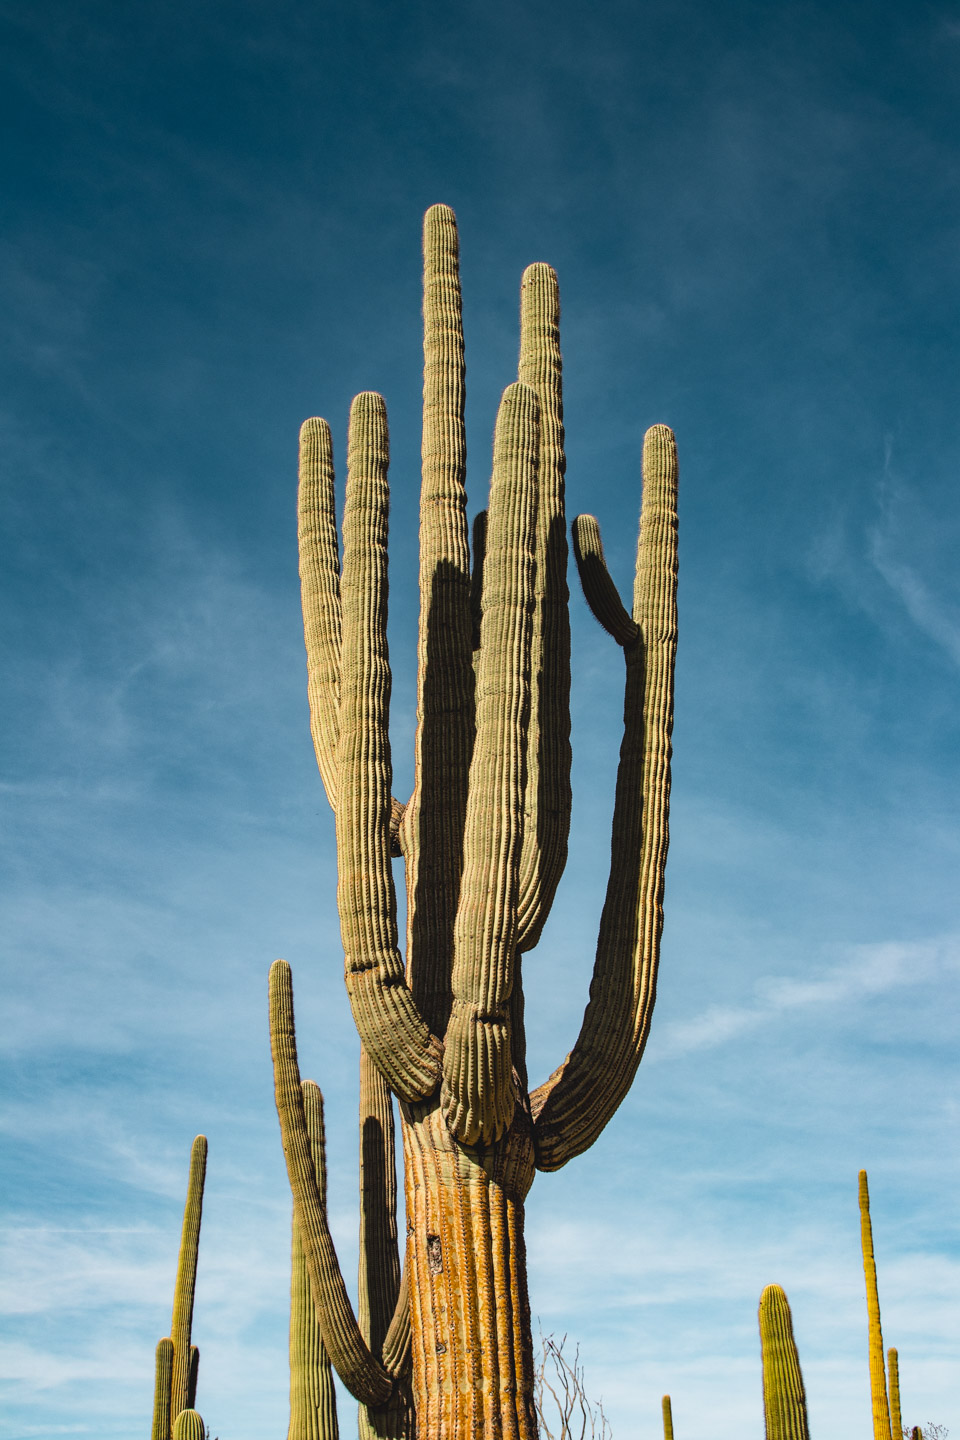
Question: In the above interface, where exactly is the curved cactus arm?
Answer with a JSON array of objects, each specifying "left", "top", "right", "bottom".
[
  {"left": 530, "top": 425, "right": 678, "bottom": 1170},
  {"left": 380, "top": 1266, "right": 412, "bottom": 1376},
  {"left": 399, "top": 202, "right": 474, "bottom": 1037},
  {"left": 299, "top": 417, "right": 342, "bottom": 810},
  {"left": 859, "top": 1171, "right": 894, "bottom": 1440},
  {"left": 888, "top": 1348, "right": 903, "bottom": 1440},
  {"left": 571, "top": 515, "right": 639, "bottom": 647},
  {"left": 759, "top": 1285, "right": 810, "bottom": 1440},
  {"left": 172, "top": 1412, "right": 205, "bottom": 1440},
  {"left": 289, "top": 1079, "right": 339, "bottom": 1440},
  {"left": 169, "top": 1135, "right": 207, "bottom": 1427},
  {"left": 337, "top": 392, "right": 442, "bottom": 1100},
  {"left": 442, "top": 382, "right": 540, "bottom": 1146},
  {"left": 151, "top": 1338, "right": 173, "bottom": 1440},
  {"left": 661, "top": 1395, "right": 674, "bottom": 1440},
  {"left": 359, "top": 1047, "right": 402, "bottom": 1354},
  {"left": 515, "top": 262, "right": 572, "bottom": 954},
  {"left": 269, "top": 960, "right": 394, "bottom": 1406}
]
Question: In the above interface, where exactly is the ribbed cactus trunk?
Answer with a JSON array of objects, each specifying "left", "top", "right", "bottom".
[
  {"left": 859, "top": 1171, "right": 893, "bottom": 1440},
  {"left": 887, "top": 1347, "right": 903, "bottom": 1440},
  {"left": 661, "top": 1394, "right": 674, "bottom": 1440},
  {"left": 759, "top": 1285, "right": 810, "bottom": 1440},
  {"left": 280, "top": 203, "right": 679, "bottom": 1440}
]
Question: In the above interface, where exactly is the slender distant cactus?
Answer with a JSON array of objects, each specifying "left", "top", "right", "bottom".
[
  {"left": 172, "top": 1411, "right": 205, "bottom": 1440},
  {"left": 152, "top": 1339, "right": 174, "bottom": 1440},
  {"left": 288, "top": 1079, "right": 339, "bottom": 1440},
  {"left": 860, "top": 1170, "right": 893, "bottom": 1440},
  {"left": 282, "top": 203, "right": 679, "bottom": 1438},
  {"left": 759, "top": 1284, "right": 810, "bottom": 1440},
  {"left": 661, "top": 1394, "right": 675, "bottom": 1440},
  {"left": 150, "top": 1137, "right": 207, "bottom": 1440},
  {"left": 888, "top": 1346, "right": 903, "bottom": 1440}
]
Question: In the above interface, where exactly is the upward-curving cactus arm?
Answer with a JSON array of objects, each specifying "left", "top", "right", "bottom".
[
  {"left": 169, "top": 1136, "right": 207, "bottom": 1427},
  {"left": 442, "top": 381, "right": 540, "bottom": 1146},
  {"left": 530, "top": 424, "right": 678, "bottom": 1170},
  {"left": 299, "top": 417, "right": 342, "bottom": 810},
  {"left": 337, "top": 393, "right": 442, "bottom": 1100},
  {"left": 515, "top": 262, "right": 572, "bottom": 954}
]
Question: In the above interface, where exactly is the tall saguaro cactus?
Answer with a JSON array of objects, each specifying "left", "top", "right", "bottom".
[
  {"left": 151, "top": 1136, "right": 207, "bottom": 1440},
  {"left": 758, "top": 1284, "right": 810, "bottom": 1440},
  {"left": 277, "top": 203, "right": 679, "bottom": 1439},
  {"left": 860, "top": 1170, "right": 893, "bottom": 1440}
]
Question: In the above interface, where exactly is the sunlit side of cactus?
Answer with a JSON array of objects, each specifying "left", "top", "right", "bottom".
[
  {"left": 759, "top": 1284, "right": 809, "bottom": 1440},
  {"left": 277, "top": 203, "right": 679, "bottom": 1439},
  {"left": 860, "top": 1170, "right": 893, "bottom": 1440},
  {"left": 151, "top": 1136, "right": 206, "bottom": 1440}
]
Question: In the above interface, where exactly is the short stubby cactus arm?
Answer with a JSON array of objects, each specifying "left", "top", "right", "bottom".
[
  {"left": 151, "top": 1338, "right": 173, "bottom": 1440},
  {"left": 859, "top": 1170, "right": 893, "bottom": 1440},
  {"left": 400, "top": 202, "right": 474, "bottom": 1036},
  {"left": 269, "top": 960, "right": 395, "bottom": 1405},
  {"left": 571, "top": 515, "right": 639, "bottom": 647},
  {"left": 515, "top": 262, "right": 572, "bottom": 954},
  {"left": 661, "top": 1394, "right": 674, "bottom": 1440},
  {"left": 442, "top": 382, "right": 540, "bottom": 1146},
  {"left": 299, "top": 417, "right": 342, "bottom": 810},
  {"left": 759, "top": 1284, "right": 810, "bottom": 1440},
  {"left": 530, "top": 425, "right": 678, "bottom": 1170},
  {"left": 888, "top": 1347, "right": 903, "bottom": 1440},
  {"left": 169, "top": 1135, "right": 207, "bottom": 1428},
  {"left": 336, "top": 392, "right": 442, "bottom": 1101}
]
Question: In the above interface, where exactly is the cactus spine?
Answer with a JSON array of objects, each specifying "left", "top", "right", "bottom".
[
  {"left": 285, "top": 203, "right": 679, "bottom": 1439},
  {"left": 661, "top": 1394, "right": 674, "bottom": 1440},
  {"left": 888, "top": 1347, "right": 903, "bottom": 1440},
  {"left": 759, "top": 1284, "right": 810, "bottom": 1440},
  {"left": 860, "top": 1170, "right": 893, "bottom": 1440}
]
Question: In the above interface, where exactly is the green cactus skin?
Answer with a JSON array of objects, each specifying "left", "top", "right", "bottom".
[
  {"left": 860, "top": 1170, "right": 893, "bottom": 1440},
  {"left": 169, "top": 1136, "right": 207, "bottom": 1430},
  {"left": 288, "top": 1079, "right": 339, "bottom": 1440},
  {"left": 151, "top": 1338, "right": 173, "bottom": 1440},
  {"left": 661, "top": 1394, "right": 674, "bottom": 1440},
  {"left": 290, "top": 203, "right": 679, "bottom": 1440},
  {"left": 759, "top": 1284, "right": 810, "bottom": 1440},
  {"left": 171, "top": 1410, "right": 205, "bottom": 1440},
  {"left": 888, "top": 1347, "right": 903, "bottom": 1440}
]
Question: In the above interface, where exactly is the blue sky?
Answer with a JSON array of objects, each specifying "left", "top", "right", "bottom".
[{"left": 2, "top": 0, "right": 958, "bottom": 1436}]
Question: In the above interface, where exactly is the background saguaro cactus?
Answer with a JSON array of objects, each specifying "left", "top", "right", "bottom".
[
  {"left": 275, "top": 202, "right": 679, "bottom": 1439},
  {"left": 758, "top": 1284, "right": 810, "bottom": 1440},
  {"left": 860, "top": 1170, "right": 893, "bottom": 1440},
  {"left": 151, "top": 1136, "right": 206, "bottom": 1440}
]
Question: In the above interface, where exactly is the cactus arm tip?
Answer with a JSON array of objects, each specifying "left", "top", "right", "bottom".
[{"left": 571, "top": 515, "right": 639, "bottom": 646}]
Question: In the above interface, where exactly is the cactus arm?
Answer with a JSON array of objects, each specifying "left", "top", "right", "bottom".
[
  {"left": 888, "top": 1347, "right": 903, "bottom": 1440},
  {"left": 571, "top": 515, "right": 640, "bottom": 647},
  {"left": 151, "top": 1338, "right": 173, "bottom": 1440},
  {"left": 759, "top": 1285, "right": 810, "bottom": 1440},
  {"left": 358, "top": 1046, "right": 402, "bottom": 1354},
  {"left": 661, "top": 1395, "right": 674, "bottom": 1440},
  {"left": 515, "top": 262, "right": 572, "bottom": 954},
  {"left": 530, "top": 425, "right": 678, "bottom": 1170},
  {"left": 171, "top": 1412, "right": 205, "bottom": 1440},
  {"left": 337, "top": 392, "right": 442, "bottom": 1100},
  {"left": 399, "top": 202, "right": 474, "bottom": 1036},
  {"left": 380, "top": 1266, "right": 412, "bottom": 1375},
  {"left": 269, "top": 959, "right": 395, "bottom": 1405},
  {"left": 860, "top": 1171, "right": 894, "bottom": 1440},
  {"left": 169, "top": 1135, "right": 207, "bottom": 1427},
  {"left": 289, "top": 1079, "right": 339, "bottom": 1440},
  {"left": 442, "top": 382, "right": 540, "bottom": 1146},
  {"left": 299, "top": 417, "right": 342, "bottom": 809}
]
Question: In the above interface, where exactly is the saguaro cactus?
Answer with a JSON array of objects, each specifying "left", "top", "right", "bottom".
[
  {"left": 288, "top": 1079, "right": 339, "bottom": 1440},
  {"left": 661, "top": 1394, "right": 675, "bottom": 1440},
  {"left": 151, "top": 1136, "right": 207, "bottom": 1440},
  {"left": 277, "top": 203, "right": 679, "bottom": 1439},
  {"left": 758, "top": 1284, "right": 810, "bottom": 1440},
  {"left": 888, "top": 1346, "right": 903, "bottom": 1440},
  {"left": 860, "top": 1170, "right": 893, "bottom": 1440}
]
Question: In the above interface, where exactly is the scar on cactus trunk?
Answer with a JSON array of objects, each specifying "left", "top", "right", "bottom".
[{"left": 274, "top": 203, "right": 679, "bottom": 1440}]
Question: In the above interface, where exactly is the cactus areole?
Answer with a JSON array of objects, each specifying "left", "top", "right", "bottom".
[{"left": 278, "top": 204, "right": 679, "bottom": 1440}]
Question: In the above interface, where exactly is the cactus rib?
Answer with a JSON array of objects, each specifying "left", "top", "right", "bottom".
[
  {"left": 759, "top": 1284, "right": 810, "bottom": 1440},
  {"left": 530, "top": 424, "right": 678, "bottom": 1169}
]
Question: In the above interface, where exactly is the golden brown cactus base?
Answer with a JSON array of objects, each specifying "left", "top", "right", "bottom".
[{"left": 402, "top": 1099, "right": 538, "bottom": 1440}]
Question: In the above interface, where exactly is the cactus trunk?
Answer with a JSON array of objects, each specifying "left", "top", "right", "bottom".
[
  {"left": 402, "top": 1104, "right": 537, "bottom": 1440},
  {"left": 661, "top": 1395, "right": 674, "bottom": 1440},
  {"left": 759, "top": 1284, "right": 810, "bottom": 1440},
  {"left": 859, "top": 1171, "right": 893, "bottom": 1440},
  {"left": 887, "top": 1347, "right": 902, "bottom": 1440}
]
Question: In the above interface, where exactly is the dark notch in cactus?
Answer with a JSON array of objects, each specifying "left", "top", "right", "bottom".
[
  {"left": 292, "top": 203, "right": 679, "bottom": 1438},
  {"left": 759, "top": 1284, "right": 810, "bottom": 1440},
  {"left": 860, "top": 1170, "right": 893, "bottom": 1440},
  {"left": 661, "top": 1394, "right": 674, "bottom": 1440},
  {"left": 270, "top": 959, "right": 412, "bottom": 1433},
  {"left": 289, "top": 1079, "right": 339, "bottom": 1440},
  {"left": 888, "top": 1347, "right": 903, "bottom": 1440}
]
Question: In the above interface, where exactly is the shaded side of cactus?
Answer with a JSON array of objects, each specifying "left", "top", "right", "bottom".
[
  {"left": 172, "top": 1410, "right": 205, "bottom": 1440},
  {"left": 151, "top": 1338, "right": 173, "bottom": 1440},
  {"left": 888, "top": 1346, "right": 903, "bottom": 1440},
  {"left": 860, "top": 1170, "right": 893, "bottom": 1440},
  {"left": 289, "top": 203, "right": 679, "bottom": 1440},
  {"left": 662, "top": 1394, "right": 674, "bottom": 1440},
  {"left": 759, "top": 1284, "right": 810, "bottom": 1440},
  {"left": 288, "top": 1080, "right": 338, "bottom": 1440},
  {"left": 170, "top": 1136, "right": 207, "bottom": 1428}
]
